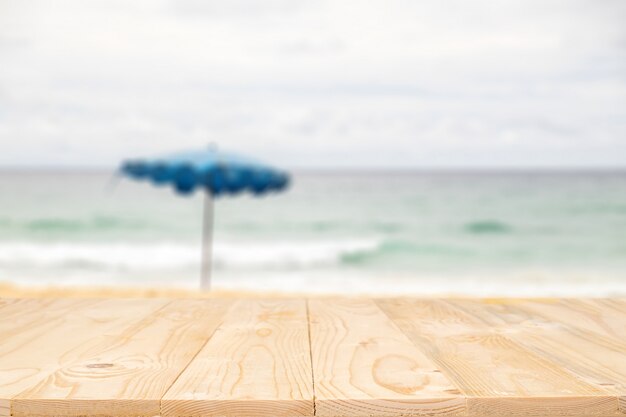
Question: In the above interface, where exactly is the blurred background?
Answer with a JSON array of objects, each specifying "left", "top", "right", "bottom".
[{"left": 0, "top": 0, "right": 625, "bottom": 296}]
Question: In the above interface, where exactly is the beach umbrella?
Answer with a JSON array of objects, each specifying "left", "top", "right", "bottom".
[{"left": 119, "top": 147, "right": 290, "bottom": 290}]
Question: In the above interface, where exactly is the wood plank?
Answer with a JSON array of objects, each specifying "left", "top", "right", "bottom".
[
  {"left": 0, "top": 299, "right": 118, "bottom": 417},
  {"left": 2, "top": 297, "right": 624, "bottom": 417},
  {"left": 0, "top": 299, "right": 168, "bottom": 415},
  {"left": 519, "top": 298, "right": 626, "bottom": 342},
  {"left": 377, "top": 299, "right": 617, "bottom": 417},
  {"left": 0, "top": 298, "right": 19, "bottom": 312},
  {"left": 161, "top": 299, "right": 314, "bottom": 417},
  {"left": 579, "top": 298, "right": 626, "bottom": 414},
  {"left": 598, "top": 298, "right": 626, "bottom": 313},
  {"left": 308, "top": 298, "right": 465, "bottom": 417},
  {"left": 11, "top": 299, "right": 231, "bottom": 417},
  {"left": 446, "top": 298, "right": 626, "bottom": 415},
  {"left": 0, "top": 299, "right": 95, "bottom": 345},
  {"left": 526, "top": 298, "right": 626, "bottom": 412}
]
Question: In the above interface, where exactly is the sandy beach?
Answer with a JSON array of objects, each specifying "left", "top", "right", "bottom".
[{"left": 0, "top": 281, "right": 301, "bottom": 299}]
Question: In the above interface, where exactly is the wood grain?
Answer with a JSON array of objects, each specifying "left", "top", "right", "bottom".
[
  {"left": 521, "top": 298, "right": 626, "bottom": 341},
  {"left": 446, "top": 298, "right": 626, "bottom": 415},
  {"left": 0, "top": 298, "right": 120, "bottom": 417},
  {"left": 377, "top": 299, "right": 618, "bottom": 417},
  {"left": 0, "top": 299, "right": 95, "bottom": 348},
  {"left": 1, "top": 297, "right": 624, "bottom": 417},
  {"left": 0, "top": 298, "right": 19, "bottom": 313},
  {"left": 309, "top": 298, "right": 465, "bottom": 417},
  {"left": 161, "top": 299, "right": 314, "bottom": 417},
  {"left": 10, "top": 299, "right": 231, "bottom": 417}
]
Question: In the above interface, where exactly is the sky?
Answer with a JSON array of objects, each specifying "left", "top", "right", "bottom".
[{"left": 0, "top": 0, "right": 625, "bottom": 169}]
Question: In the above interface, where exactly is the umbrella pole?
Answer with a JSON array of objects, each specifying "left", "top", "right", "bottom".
[{"left": 200, "top": 192, "right": 213, "bottom": 290}]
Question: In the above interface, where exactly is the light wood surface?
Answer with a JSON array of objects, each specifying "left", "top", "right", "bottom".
[
  {"left": 376, "top": 299, "right": 619, "bottom": 417},
  {"left": 308, "top": 299, "right": 464, "bottom": 416},
  {"left": 523, "top": 299, "right": 626, "bottom": 342},
  {"left": 12, "top": 299, "right": 231, "bottom": 417},
  {"left": 447, "top": 298, "right": 626, "bottom": 415},
  {"left": 0, "top": 298, "right": 169, "bottom": 417},
  {"left": 161, "top": 299, "right": 314, "bottom": 417},
  {"left": 0, "top": 297, "right": 624, "bottom": 417}
]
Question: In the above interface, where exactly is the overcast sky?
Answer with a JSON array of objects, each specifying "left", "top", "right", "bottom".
[{"left": 0, "top": 0, "right": 625, "bottom": 169}]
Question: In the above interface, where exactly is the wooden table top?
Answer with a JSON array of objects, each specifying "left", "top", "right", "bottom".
[{"left": 0, "top": 298, "right": 624, "bottom": 417}]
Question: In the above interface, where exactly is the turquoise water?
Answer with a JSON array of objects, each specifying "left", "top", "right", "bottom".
[{"left": 1, "top": 171, "right": 625, "bottom": 295}]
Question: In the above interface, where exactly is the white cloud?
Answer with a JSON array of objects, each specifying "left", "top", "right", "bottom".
[{"left": 0, "top": 0, "right": 625, "bottom": 168}]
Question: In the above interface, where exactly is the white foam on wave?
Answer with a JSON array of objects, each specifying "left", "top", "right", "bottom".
[
  {"left": 0, "top": 239, "right": 380, "bottom": 271},
  {"left": 1, "top": 241, "right": 625, "bottom": 297}
]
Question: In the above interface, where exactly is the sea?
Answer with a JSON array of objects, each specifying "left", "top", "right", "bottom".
[{"left": 1, "top": 170, "right": 625, "bottom": 296}]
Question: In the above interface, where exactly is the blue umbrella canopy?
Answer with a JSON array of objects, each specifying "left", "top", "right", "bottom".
[
  {"left": 120, "top": 148, "right": 290, "bottom": 196},
  {"left": 119, "top": 148, "right": 291, "bottom": 290}
]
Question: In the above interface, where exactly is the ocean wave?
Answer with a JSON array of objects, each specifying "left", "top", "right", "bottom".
[
  {"left": 0, "top": 216, "right": 151, "bottom": 233},
  {"left": 0, "top": 239, "right": 381, "bottom": 271},
  {"left": 225, "top": 220, "right": 404, "bottom": 234},
  {"left": 340, "top": 239, "right": 473, "bottom": 265},
  {"left": 463, "top": 220, "right": 511, "bottom": 234}
]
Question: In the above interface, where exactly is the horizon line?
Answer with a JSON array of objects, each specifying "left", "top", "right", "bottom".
[{"left": 1, "top": 165, "right": 626, "bottom": 174}]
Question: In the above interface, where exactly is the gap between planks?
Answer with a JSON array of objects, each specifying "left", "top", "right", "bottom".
[
  {"left": 305, "top": 299, "right": 318, "bottom": 417},
  {"left": 156, "top": 300, "right": 236, "bottom": 417},
  {"left": 308, "top": 298, "right": 466, "bottom": 417},
  {"left": 160, "top": 299, "right": 314, "bottom": 417},
  {"left": 7, "top": 299, "right": 232, "bottom": 417}
]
